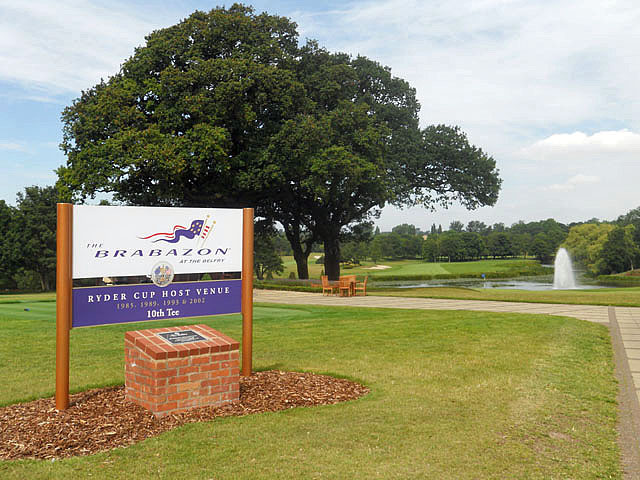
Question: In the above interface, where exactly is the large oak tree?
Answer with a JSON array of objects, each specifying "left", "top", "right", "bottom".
[{"left": 58, "top": 4, "right": 502, "bottom": 279}]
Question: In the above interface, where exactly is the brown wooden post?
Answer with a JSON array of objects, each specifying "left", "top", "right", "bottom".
[
  {"left": 241, "top": 208, "right": 254, "bottom": 376},
  {"left": 56, "top": 203, "right": 73, "bottom": 410}
]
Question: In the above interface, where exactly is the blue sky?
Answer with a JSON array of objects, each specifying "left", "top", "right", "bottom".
[{"left": 2, "top": 0, "right": 640, "bottom": 230}]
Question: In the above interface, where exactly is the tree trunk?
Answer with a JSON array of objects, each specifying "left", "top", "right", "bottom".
[
  {"left": 282, "top": 222, "right": 314, "bottom": 280},
  {"left": 291, "top": 244, "right": 310, "bottom": 279},
  {"left": 324, "top": 236, "right": 341, "bottom": 281}
]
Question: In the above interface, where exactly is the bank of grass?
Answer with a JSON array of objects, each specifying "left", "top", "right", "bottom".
[
  {"left": 0, "top": 292, "right": 55, "bottom": 303},
  {"left": 372, "top": 285, "right": 640, "bottom": 307},
  {"left": 0, "top": 300, "right": 620, "bottom": 479},
  {"left": 279, "top": 257, "right": 547, "bottom": 280}
]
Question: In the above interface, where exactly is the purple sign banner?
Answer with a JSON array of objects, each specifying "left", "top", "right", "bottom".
[{"left": 72, "top": 280, "right": 241, "bottom": 328}]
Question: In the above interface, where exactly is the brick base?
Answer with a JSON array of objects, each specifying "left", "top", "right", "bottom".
[{"left": 124, "top": 324, "right": 240, "bottom": 416}]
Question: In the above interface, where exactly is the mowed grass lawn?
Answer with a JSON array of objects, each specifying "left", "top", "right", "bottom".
[
  {"left": 373, "top": 286, "right": 640, "bottom": 307},
  {"left": 279, "top": 256, "right": 540, "bottom": 279},
  {"left": 0, "top": 299, "right": 620, "bottom": 479}
]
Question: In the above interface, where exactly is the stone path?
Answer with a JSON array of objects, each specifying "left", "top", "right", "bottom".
[
  {"left": 254, "top": 289, "right": 611, "bottom": 323},
  {"left": 615, "top": 307, "right": 640, "bottom": 395}
]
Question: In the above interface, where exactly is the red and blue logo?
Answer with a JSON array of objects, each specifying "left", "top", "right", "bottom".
[{"left": 139, "top": 217, "right": 214, "bottom": 245}]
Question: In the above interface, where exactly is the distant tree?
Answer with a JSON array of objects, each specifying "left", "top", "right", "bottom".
[
  {"left": 440, "top": 232, "right": 463, "bottom": 261},
  {"left": 510, "top": 219, "right": 567, "bottom": 255},
  {"left": 487, "top": 232, "right": 513, "bottom": 258},
  {"left": 400, "top": 235, "right": 424, "bottom": 258},
  {"left": 341, "top": 241, "right": 369, "bottom": 264},
  {"left": 449, "top": 220, "right": 464, "bottom": 232},
  {"left": 491, "top": 222, "right": 505, "bottom": 232},
  {"left": 254, "top": 231, "right": 285, "bottom": 280},
  {"left": 461, "top": 232, "right": 485, "bottom": 260},
  {"left": 438, "top": 224, "right": 443, "bottom": 234},
  {"left": 272, "top": 231, "right": 294, "bottom": 256},
  {"left": 369, "top": 237, "right": 383, "bottom": 263},
  {"left": 595, "top": 225, "right": 640, "bottom": 275},
  {"left": 617, "top": 206, "right": 640, "bottom": 245},
  {"left": 466, "top": 220, "right": 488, "bottom": 234},
  {"left": 0, "top": 200, "right": 17, "bottom": 289},
  {"left": 510, "top": 233, "right": 532, "bottom": 258},
  {"left": 430, "top": 223, "right": 437, "bottom": 235},
  {"left": 422, "top": 234, "right": 440, "bottom": 262},
  {"left": 392, "top": 223, "right": 417, "bottom": 236},
  {"left": 345, "top": 222, "right": 375, "bottom": 244},
  {"left": 11, "top": 186, "right": 58, "bottom": 291},
  {"left": 563, "top": 223, "right": 614, "bottom": 274},
  {"left": 531, "top": 233, "right": 554, "bottom": 263}
]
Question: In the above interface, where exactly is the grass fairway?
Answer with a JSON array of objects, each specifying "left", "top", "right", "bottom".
[
  {"left": 0, "top": 300, "right": 620, "bottom": 479},
  {"left": 373, "top": 285, "right": 640, "bottom": 307},
  {"left": 279, "top": 257, "right": 542, "bottom": 279}
]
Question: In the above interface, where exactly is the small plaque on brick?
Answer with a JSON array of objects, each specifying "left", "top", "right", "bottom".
[{"left": 158, "top": 330, "right": 206, "bottom": 344}]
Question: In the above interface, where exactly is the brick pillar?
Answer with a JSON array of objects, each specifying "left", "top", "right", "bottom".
[{"left": 124, "top": 324, "right": 240, "bottom": 416}]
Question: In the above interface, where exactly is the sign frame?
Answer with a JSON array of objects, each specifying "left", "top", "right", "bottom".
[{"left": 55, "top": 203, "right": 254, "bottom": 410}]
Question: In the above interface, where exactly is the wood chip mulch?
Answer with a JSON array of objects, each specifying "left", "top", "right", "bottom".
[{"left": 0, "top": 370, "right": 369, "bottom": 461}]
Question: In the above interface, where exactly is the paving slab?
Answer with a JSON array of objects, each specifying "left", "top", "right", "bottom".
[
  {"left": 253, "top": 290, "right": 611, "bottom": 324},
  {"left": 626, "top": 349, "right": 640, "bottom": 360}
]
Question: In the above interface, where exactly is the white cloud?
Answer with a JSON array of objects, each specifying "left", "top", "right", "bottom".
[
  {"left": 528, "top": 130, "right": 640, "bottom": 155},
  {"left": 546, "top": 174, "right": 600, "bottom": 192},
  {"left": 295, "top": 0, "right": 640, "bottom": 142},
  {"left": 0, "top": 0, "right": 164, "bottom": 96},
  {"left": 567, "top": 174, "right": 599, "bottom": 185},
  {"left": 0, "top": 142, "right": 26, "bottom": 152}
]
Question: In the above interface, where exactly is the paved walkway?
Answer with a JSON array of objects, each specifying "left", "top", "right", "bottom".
[
  {"left": 254, "top": 289, "right": 640, "bottom": 401},
  {"left": 615, "top": 307, "right": 640, "bottom": 393}
]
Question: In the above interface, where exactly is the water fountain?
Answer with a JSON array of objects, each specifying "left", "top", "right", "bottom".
[{"left": 553, "top": 247, "right": 576, "bottom": 289}]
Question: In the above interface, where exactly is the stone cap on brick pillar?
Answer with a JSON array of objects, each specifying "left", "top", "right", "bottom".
[{"left": 124, "top": 324, "right": 239, "bottom": 360}]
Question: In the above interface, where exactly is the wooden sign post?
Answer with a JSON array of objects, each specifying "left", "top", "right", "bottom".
[
  {"left": 241, "top": 208, "right": 254, "bottom": 377},
  {"left": 55, "top": 203, "right": 72, "bottom": 410}
]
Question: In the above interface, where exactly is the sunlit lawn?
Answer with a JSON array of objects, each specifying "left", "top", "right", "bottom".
[
  {"left": 0, "top": 298, "right": 620, "bottom": 479},
  {"left": 372, "top": 285, "right": 640, "bottom": 307}
]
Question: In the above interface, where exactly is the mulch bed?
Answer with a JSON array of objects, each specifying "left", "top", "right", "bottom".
[{"left": 0, "top": 370, "right": 369, "bottom": 461}]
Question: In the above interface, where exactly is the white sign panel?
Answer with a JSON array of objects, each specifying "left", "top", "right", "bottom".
[{"left": 72, "top": 206, "right": 243, "bottom": 279}]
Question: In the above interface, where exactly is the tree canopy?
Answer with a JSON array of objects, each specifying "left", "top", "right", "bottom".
[
  {"left": 563, "top": 223, "right": 614, "bottom": 274},
  {"left": 58, "top": 4, "right": 502, "bottom": 279}
]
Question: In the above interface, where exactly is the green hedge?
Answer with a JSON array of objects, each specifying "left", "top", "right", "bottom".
[
  {"left": 596, "top": 275, "right": 640, "bottom": 287},
  {"left": 254, "top": 283, "right": 321, "bottom": 293}
]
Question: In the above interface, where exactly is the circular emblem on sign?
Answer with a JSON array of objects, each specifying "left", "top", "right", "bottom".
[{"left": 151, "top": 261, "right": 174, "bottom": 287}]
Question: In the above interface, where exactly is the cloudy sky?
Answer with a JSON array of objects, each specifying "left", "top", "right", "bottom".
[{"left": 1, "top": 0, "right": 639, "bottom": 230}]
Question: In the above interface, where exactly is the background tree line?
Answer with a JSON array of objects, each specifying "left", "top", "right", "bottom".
[
  {"left": 260, "top": 207, "right": 640, "bottom": 278},
  {"left": 1, "top": 184, "right": 638, "bottom": 290},
  {"left": 0, "top": 186, "right": 57, "bottom": 291},
  {"left": 334, "top": 218, "right": 570, "bottom": 265},
  {"left": 563, "top": 208, "right": 640, "bottom": 275}
]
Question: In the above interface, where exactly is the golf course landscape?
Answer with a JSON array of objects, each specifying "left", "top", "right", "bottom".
[{"left": 1, "top": 2, "right": 639, "bottom": 477}]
